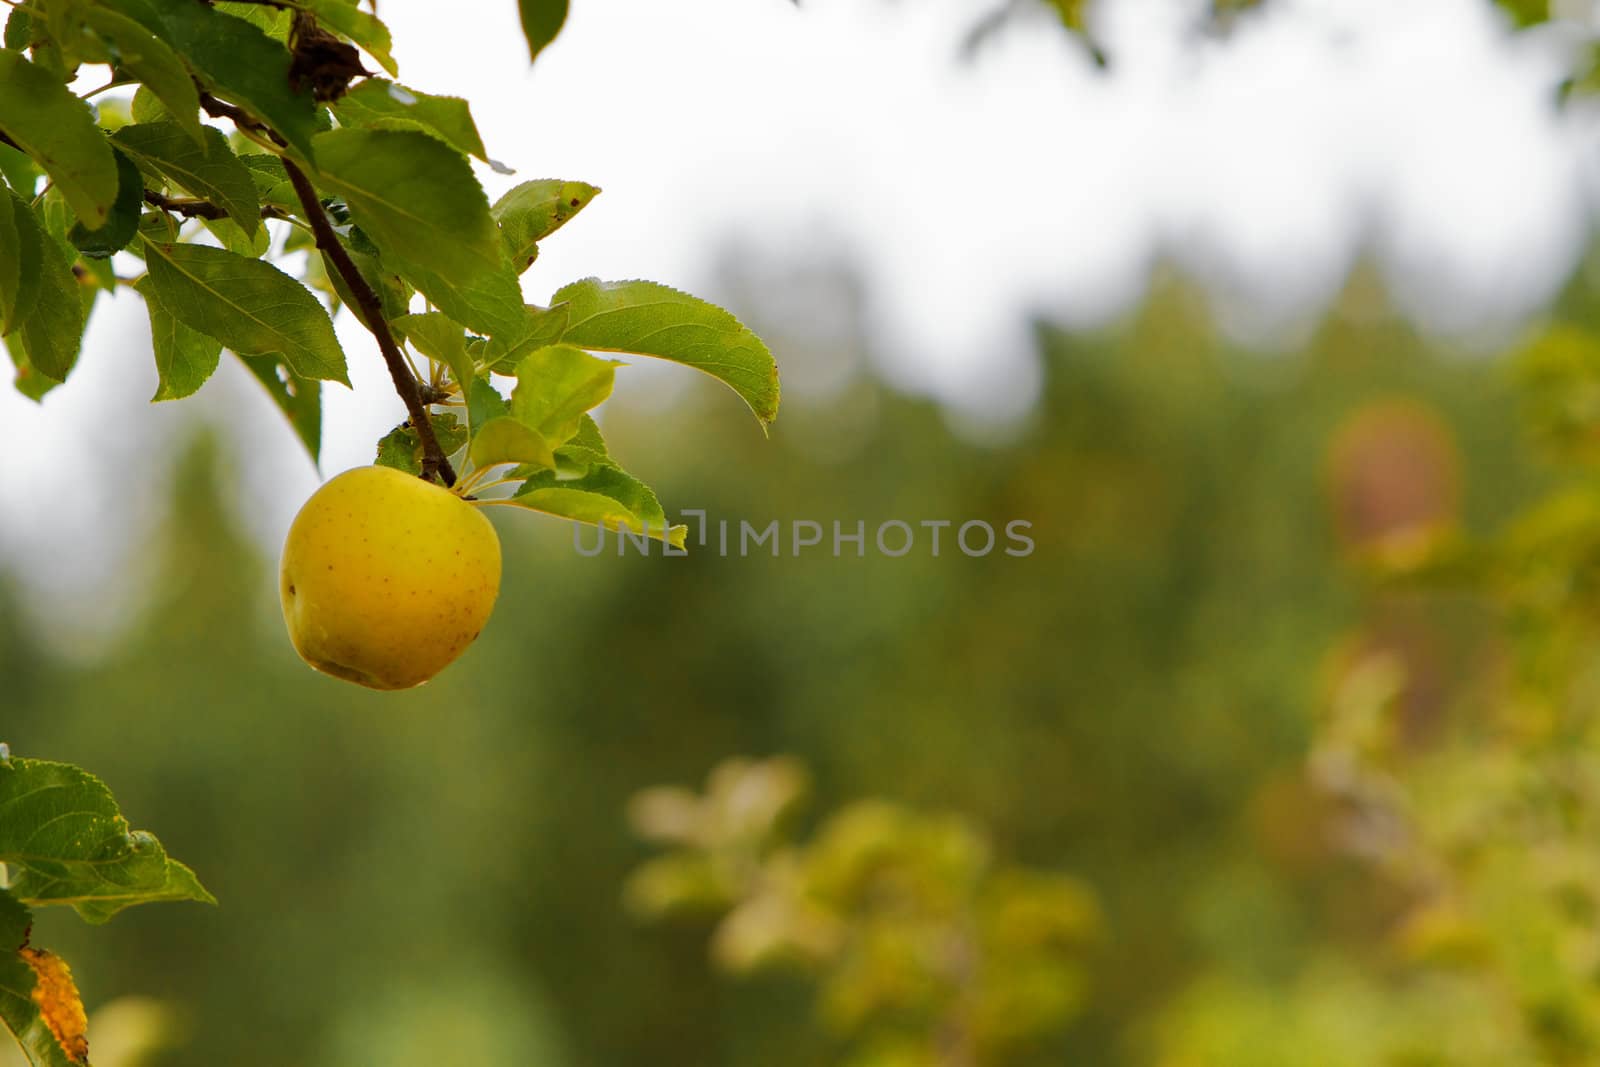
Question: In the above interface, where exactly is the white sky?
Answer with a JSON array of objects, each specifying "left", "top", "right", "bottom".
[{"left": 1, "top": 0, "right": 1596, "bottom": 648}]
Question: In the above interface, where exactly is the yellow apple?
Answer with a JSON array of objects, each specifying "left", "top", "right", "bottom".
[{"left": 279, "top": 465, "right": 502, "bottom": 690}]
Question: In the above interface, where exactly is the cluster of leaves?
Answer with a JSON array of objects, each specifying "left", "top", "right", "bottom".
[
  {"left": 0, "top": 0, "right": 780, "bottom": 1061},
  {"left": 625, "top": 758, "right": 1100, "bottom": 1067},
  {"left": 0, "top": 0, "right": 777, "bottom": 543},
  {"left": 0, "top": 749, "right": 212, "bottom": 1066}
]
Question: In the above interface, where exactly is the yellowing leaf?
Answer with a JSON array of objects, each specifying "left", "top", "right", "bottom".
[{"left": 18, "top": 949, "right": 88, "bottom": 1065}]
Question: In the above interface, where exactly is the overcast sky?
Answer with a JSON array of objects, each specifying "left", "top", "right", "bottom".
[{"left": 1, "top": 0, "right": 1595, "bottom": 647}]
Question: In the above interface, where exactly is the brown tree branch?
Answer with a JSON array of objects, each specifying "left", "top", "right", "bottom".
[
  {"left": 280, "top": 156, "right": 457, "bottom": 485},
  {"left": 197, "top": 90, "right": 457, "bottom": 485},
  {"left": 142, "top": 189, "right": 290, "bottom": 221}
]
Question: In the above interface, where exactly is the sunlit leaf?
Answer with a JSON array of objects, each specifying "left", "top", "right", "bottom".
[
  {"left": 467, "top": 376, "right": 509, "bottom": 438},
  {"left": 333, "top": 79, "right": 485, "bottom": 159},
  {"left": 507, "top": 343, "right": 618, "bottom": 445},
  {"left": 470, "top": 416, "right": 555, "bottom": 471},
  {"left": 492, "top": 179, "right": 598, "bottom": 271},
  {"left": 510, "top": 463, "right": 685, "bottom": 547},
  {"left": 392, "top": 311, "right": 474, "bottom": 392},
  {"left": 553, "top": 278, "right": 780, "bottom": 427},
  {"left": 479, "top": 303, "right": 570, "bottom": 374},
  {"left": 310, "top": 127, "right": 523, "bottom": 336}
]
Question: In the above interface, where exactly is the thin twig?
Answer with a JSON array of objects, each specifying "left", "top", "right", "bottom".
[
  {"left": 198, "top": 89, "right": 457, "bottom": 485},
  {"left": 280, "top": 156, "right": 456, "bottom": 485},
  {"left": 143, "top": 189, "right": 292, "bottom": 222},
  {"left": 198, "top": 91, "right": 275, "bottom": 140}
]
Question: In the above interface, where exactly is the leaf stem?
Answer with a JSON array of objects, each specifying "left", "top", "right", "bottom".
[
  {"left": 79, "top": 81, "right": 123, "bottom": 101},
  {"left": 459, "top": 475, "right": 524, "bottom": 498},
  {"left": 452, "top": 464, "right": 505, "bottom": 496}
]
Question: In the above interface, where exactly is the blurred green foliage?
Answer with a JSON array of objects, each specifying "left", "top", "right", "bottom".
[
  {"left": 1, "top": 251, "right": 1566, "bottom": 1063},
  {"left": 625, "top": 756, "right": 1098, "bottom": 1066},
  {"left": 1149, "top": 259, "right": 1600, "bottom": 1064}
]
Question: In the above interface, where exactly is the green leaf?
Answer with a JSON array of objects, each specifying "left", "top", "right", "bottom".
[
  {"left": 76, "top": 254, "right": 117, "bottom": 294},
  {"left": 212, "top": 1, "right": 290, "bottom": 38},
  {"left": 0, "top": 889, "right": 80, "bottom": 1067},
  {"left": 493, "top": 179, "right": 599, "bottom": 272},
  {"left": 375, "top": 412, "right": 468, "bottom": 476},
  {"left": 0, "top": 142, "right": 41, "bottom": 198},
  {"left": 467, "top": 376, "right": 509, "bottom": 437},
  {"left": 136, "top": 277, "right": 222, "bottom": 401},
  {"left": 67, "top": 147, "right": 143, "bottom": 258},
  {"left": 470, "top": 416, "right": 555, "bottom": 471},
  {"left": 129, "top": 84, "right": 168, "bottom": 124},
  {"left": 239, "top": 353, "right": 321, "bottom": 462},
  {"left": 75, "top": 3, "right": 206, "bottom": 146},
  {"left": 297, "top": 0, "right": 397, "bottom": 76},
  {"left": 375, "top": 431, "right": 421, "bottom": 476},
  {"left": 4, "top": 334, "right": 59, "bottom": 403},
  {"left": 505, "top": 415, "right": 609, "bottom": 481},
  {"left": 511, "top": 463, "right": 686, "bottom": 548},
  {"left": 1498, "top": 0, "right": 1549, "bottom": 27},
  {"left": 238, "top": 152, "right": 291, "bottom": 201},
  {"left": 320, "top": 246, "right": 411, "bottom": 329},
  {"left": 467, "top": 345, "right": 615, "bottom": 470},
  {"left": 142, "top": 240, "right": 349, "bottom": 383},
  {"left": 0, "top": 757, "right": 215, "bottom": 923},
  {"left": 310, "top": 128, "right": 523, "bottom": 336},
  {"left": 102, "top": 0, "right": 320, "bottom": 161},
  {"left": 552, "top": 278, "right": 780, "bottom": 427},
  {"left": 0, "top": 188, "right": 34, "bottom": 335},
  {"left": 202, "top": 215, "right": 270, "bottom": 258},
  {"left": 7, "top": 195, "right": 84, "bottom": 383},
  {"left": 519, "top": 0, "right": 569, "bottom": 62},
  {"left": 478, "top": 303, "right": 570, "bottom": 374},
  {"left": 392, "top": 312, "right": 474, "bottom": 392},
  {"left": 114, "top": 121, "right": 262, "bottom": 236},
  {"left": 551, "top": 413, "right": 610, "bottom": 475},
  {"left": 508, "top": 343, "right": 618, "bottom": 444},
  {"left": 568, "top": 413, "right": 609, "bottom": 456},
  {"left": 332, "top": 79, "right": 485, "bottom": 160},
  {"left": 3, "top": 6, "right": 30, "bottom": 50},
  {"left": 0, "top": 50, "right": 118, "bottom": 228}
]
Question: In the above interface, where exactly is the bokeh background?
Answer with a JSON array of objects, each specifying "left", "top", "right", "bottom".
[{"left": 9, "top": 0, "right": 1600, "bottom": 1063}]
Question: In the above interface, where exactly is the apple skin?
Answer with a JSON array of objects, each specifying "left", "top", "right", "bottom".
[{"left": 279, "top": 465, "right": 502, "bottom": 690}]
